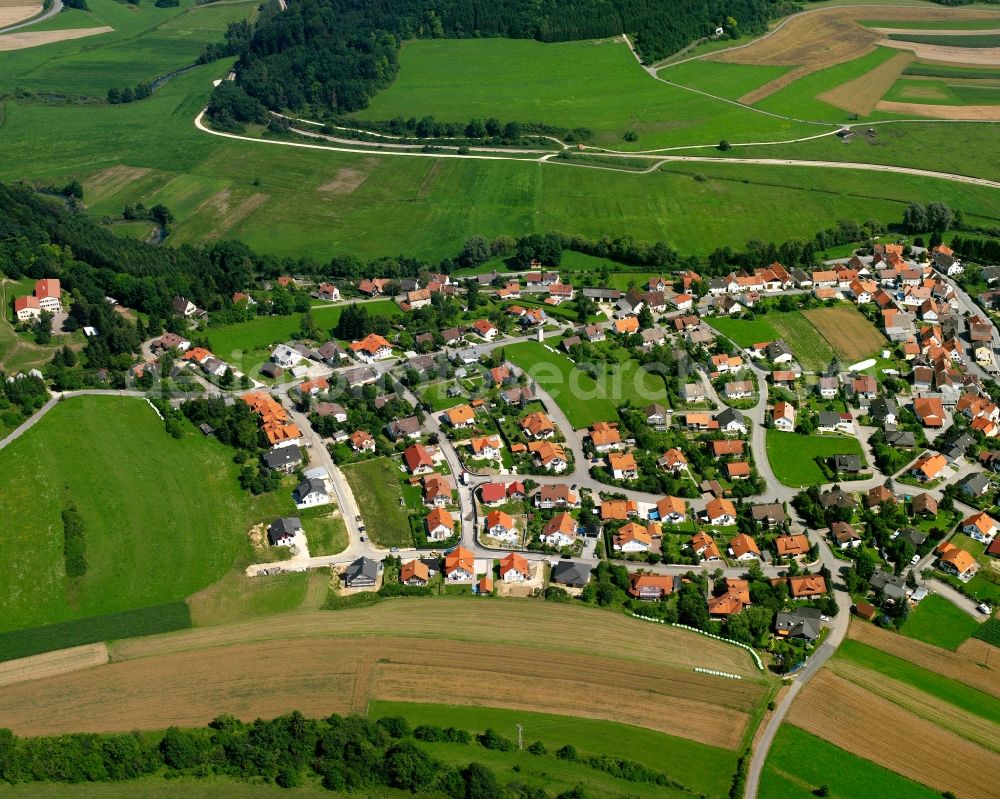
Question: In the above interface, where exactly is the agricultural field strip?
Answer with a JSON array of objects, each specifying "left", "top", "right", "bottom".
[
  {"left": 787, "top": 669, "right": 1000, "bottom": 799},
  {"left": 0, "top": 643, "right": 108, "bottom": 687},
  {"left": 107, "top": 602, "right": 765, "bottom": 677},
  {"left": 848, "top": 620, "right": 1000, "bottom": 698},
  {"left": 0, "top": 635, "right": 766, "bottom": 748},
  {"left": 826, "top": 657, "right": 1000, "bottom": 752}
]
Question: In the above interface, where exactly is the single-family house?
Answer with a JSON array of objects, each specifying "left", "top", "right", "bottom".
[
  {"left": 425, "top": 507, "right": 455, "bottom": 541},
  {"left": 499, "top": 552, "right": 530, "bottom": 582},
  {"left": 609, "top": 451, "right": 639, "bottom": 480},
  {"left": 444, "top": 546, "right": 476, "bottom": 581},
  {"left": 728, "top": 533, "right": 760, "bottom": 561},
  {"left": 541, "top": 512, "right": 577, "bottom": 548},
  {"left": 267, "top": 517, "right": 302, "bottom": 547},
  {"left": 343, "top": 557, "right": 379, "bottom": 588}
]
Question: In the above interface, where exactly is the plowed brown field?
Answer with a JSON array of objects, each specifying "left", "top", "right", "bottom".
[
  {"left": 0, "top": 601, "right": 769, "bottom": 746},
  {"left": 849, "top": 620, "right": 1000, "bottom": 697},
  {"left": 789, "top": 670, "right": 1000, "bottom": 799}
]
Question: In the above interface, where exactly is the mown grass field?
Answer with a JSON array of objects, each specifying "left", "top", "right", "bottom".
[
  {"left": 766, "top": 430, "right": 866, "bottom": 487},
  {"left": 341, "top": 457, "right": 413, "bottom": 547},
  {"left": 0, "top": 396, "right": 266, "bottom": 633},
  {"left": 760, "top": 724, "right": 941, "bottom": 799},
  {"left": 354, "top": 37, "right": 820, "bottom": 149},
  {"left": 885, "top": 78, "right": 1000, "bottom": 106},
  {"left": 657, "top": 58, "right": 793, "bottom": 101},
  {"left": 504, "top": 341, "right": 619, "bottom": 427},
  {"left": 901, "top": 593, "right": 981, "bottom": 650},
  {"left": 0, "top": 778, "right": 368, "bottom": 799}
]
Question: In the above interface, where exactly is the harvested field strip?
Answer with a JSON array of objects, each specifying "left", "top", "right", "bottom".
[
  {"left": 802, "top": 305, "right": 887, "bottom": 363},
  {"left": 879, "top": 39, "right": 1000, "bottom": 66},
  {"left": 817, "top": 51, "right": 913, "bottom": 115},
  {"left": 0, "top": 636, "right": 763, "bottom": 748},
  {"left": 0, "top": 27, "right": 112, "bottom": 51},
  {"left": 0, "top": 4, "right": 39, "bottom": 28},
  {"left": 109, "top": 600, "right": 766, "bottom": 679},
  {"left": 827, "top": 657, "right": 1000, "bottom": 752},
  {"left": 874, "top": 99, "right": 1000, "bottom": 119},
  {"left": 769, "top": 313, "right": 833, "bottom": 372},
  {"left": 788, "top": 670, "right": 1000, "bottom": 799},
  {"left": 0, "top": 643, "right": 108, "bottom": 688},
  {"left": 836, "top": 639, "right": 1000, "bottom": 723},
  {"left": 849, "top": 619, "right": 1000, "bottom": 697}
]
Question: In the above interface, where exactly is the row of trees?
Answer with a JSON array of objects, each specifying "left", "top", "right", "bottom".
[{"left": 0, "top": 712, "right": 606, "bottom": 798}]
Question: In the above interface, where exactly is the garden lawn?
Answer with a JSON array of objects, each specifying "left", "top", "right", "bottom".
[
  {"left": 705, "top": 316, "right": 780, "bottom": 348},
  {"left": 901, "top": 594, "right": 980, "bottom": 650},
  {"left": 835, "top": 639, "right": 1000, "bottom": 723},
  {"left": 765, "top": 430, "right": 865, "bottom": 487},
  {"left": 370, "top": 701, "right": 736, "bottom": 799},
  {"left": 504, "top": 341, "right": 620, "bottom": 427},
  {"left": 760, "top": 724, "right": 940, "bottom": 799},
  {"left": 0, "top": 396, "right": 257, "bottom": 633},
  {"left": 341, "top": 457, "right": 413, "bottom": 547},
  {"left": 205, "top": 300, "right": 401, "bottom": 374}
]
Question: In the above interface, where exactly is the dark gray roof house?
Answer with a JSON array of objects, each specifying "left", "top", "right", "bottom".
[
  {"left": 267, "top": 517, "right": 302, "bottom": 546},
  {"left": 715, "top": 407, "right": 746, "bottom": 431},
  {"left": 550, "top": 560, "right": 592, "bottom": 588},
  {"left": 960, "top": 472, "right": 992, "bottom": 497},
  {"left": 263, "top": 446, "right": 303, "bottom": 473},
  {"left": 885, "top": 426, "right": 916, "bottom": 448},
  {"left": 260, "top": 363, "right": 283, "bottom": 379},
  {"left": 344, "top": 556, "right": 379, "bottom": 588},
  {"left": 775, "top": 608, "right": 822, "bottom": 641},
  {"left": 870, "top": 568, "right": 907, "bottom": 602},
  {"left": 833, "top": 454, "right": 862, "bottom": 473},
  {"left": 386, "top": 416, "right": 423, "bottom": 440},
  {"left": 869, "top": 397, "right": 898, "bottom": 425},
  {"left": 898, "top": 527, "right": 927, "bottom": 548},
  {"left": 750, "top": 503, "right": 788, "bottom": 526},
  {"left": 819, "top": 489, "right": 856, "bottom": 510}
]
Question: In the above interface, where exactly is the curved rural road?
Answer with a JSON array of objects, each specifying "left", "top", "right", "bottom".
[
  {"left": 0, "top": 0, "right": 63, "bottom": 35},
  {"left": 196, "top": 110, "right": 1000, "bottom": 190}
]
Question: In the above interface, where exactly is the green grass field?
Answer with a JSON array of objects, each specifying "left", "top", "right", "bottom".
[
  {"left": 905, "top": 62, "right": 1000, "bottom": 80},
  {"left": 354, "top": 37, "right": 821, "bottom": 150},
  {"left": 705, "top": 316, "right": 781, "bottom": 348},
  {"left": 765, "top": 430, "right": 866, "bottom": 487},
  {"left": 901, "top": 593, "right": 981, "bottom": 650},
  {"left": 341, "top": 457, "right": 413, "bottom": 547},
  {"left": 0, "top": 396, "right": 267, "bottom": 633},
  {"left": 836, "top": 639, "right": 1000, "bottom": 723},
  {"left": 371, "top": 701, "right": 736, "bottom": 799},
  {"left": 658, "top": 59, "right": 792, "bottom": 101},
  {"left": 504, "top": 341, "right": 619, "bottom": 427},
  {"left": 0, "top": 778, "right": 402, "bottom": 798},
  {"left": 760, "top": 724, "right": 940, "bottom": 799},
  {"left": 0, "top": 0, "right": 257, "bottom": 97},
  {"left": 888, "top": 32, "right": 1000, "bottom": 47},
  {"left": 885, "top": 78, "right": 1000, "bottom": 106}
]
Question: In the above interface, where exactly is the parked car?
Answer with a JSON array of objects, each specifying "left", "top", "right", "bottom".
[
  {"left": 977, "top": 603, "right": 992, "bottom": 615},
  {"left": 911, "top": 554, "right": 920, "bottom": 565}
]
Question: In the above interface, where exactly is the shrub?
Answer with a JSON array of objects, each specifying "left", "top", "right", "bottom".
[{"left": 477, "top": 728, "right": 513, "bottom": 751}]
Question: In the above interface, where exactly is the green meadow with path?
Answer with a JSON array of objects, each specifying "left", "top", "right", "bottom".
[{"left": 0, "top": 396, "right": 274, "bottom": 633}]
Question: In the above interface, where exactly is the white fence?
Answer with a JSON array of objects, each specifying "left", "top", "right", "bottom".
[{"left": 630, "top": 614, "right": 765, "bottom": 671}]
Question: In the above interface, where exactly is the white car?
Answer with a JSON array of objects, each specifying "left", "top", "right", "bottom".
[
  {"left": 911, "top": 554, "right": 920, "bottom": 565},
  {"left": 977, "top": 603, "right": 992, "bottom": 615}
]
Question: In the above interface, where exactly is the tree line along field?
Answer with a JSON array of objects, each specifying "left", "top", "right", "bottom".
[{"left": 0, "top": 395, "right": 287, "bottom": 634}]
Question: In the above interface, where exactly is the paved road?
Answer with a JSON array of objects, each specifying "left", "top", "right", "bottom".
[{"left": 0, "top": 0, "right": 62, "bottom": 35}]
